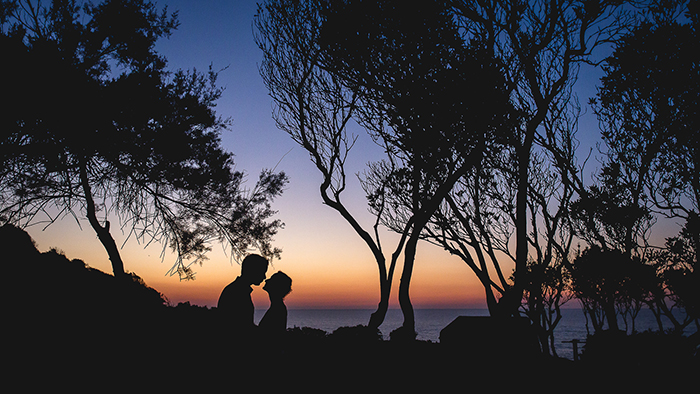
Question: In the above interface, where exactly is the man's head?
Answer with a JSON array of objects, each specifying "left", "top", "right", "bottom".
[{"left": 240, "top": 254, "right": 269, "bottom": 285}]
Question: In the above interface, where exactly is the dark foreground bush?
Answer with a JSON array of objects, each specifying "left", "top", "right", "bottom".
[
  {"left": 583, "top": 329, "right": 698, "bottom": 366},
  {"left": 328, "top": 324, "right": 382, "bottom": 343}
]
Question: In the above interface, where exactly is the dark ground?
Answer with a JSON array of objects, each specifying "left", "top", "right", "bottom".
[
  {"left": 6, "top": 310, "right": 698, "bottom": 392},
  {"left": 3, "top": 223, "right": 697, "bottom": 391}
]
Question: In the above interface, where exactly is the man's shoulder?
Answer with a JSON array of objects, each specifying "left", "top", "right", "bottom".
[
  {"left": 218, "top": 278, "right": 253, "bottom": 310},
  {"left": 221, "top": 278, "right": 252, "bottom": 295}
]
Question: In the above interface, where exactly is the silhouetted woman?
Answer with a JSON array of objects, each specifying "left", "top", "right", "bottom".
[{"left": 259, "top": 271, "right": 292, "bottom": 337}]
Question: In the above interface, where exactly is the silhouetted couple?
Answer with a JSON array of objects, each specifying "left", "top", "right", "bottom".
[{"left": 217, "top": 254, "right": 292, "bottom": 341}]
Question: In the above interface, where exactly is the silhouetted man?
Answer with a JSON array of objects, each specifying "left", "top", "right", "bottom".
[{"left": 217, "top": 254, "right": 269, "bottom": 333}]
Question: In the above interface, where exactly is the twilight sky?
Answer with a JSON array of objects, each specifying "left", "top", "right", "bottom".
[{"left": 24, "top": 0, "right": 660, "bottom": 311}]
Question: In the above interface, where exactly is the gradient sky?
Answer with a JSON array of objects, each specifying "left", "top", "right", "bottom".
[{"left": 23, "top": 0, "right": 675, "bottom": 312}]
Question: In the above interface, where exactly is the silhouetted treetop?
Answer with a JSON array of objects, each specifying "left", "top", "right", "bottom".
[
  {"left": 320, "top": 0, "right": 513, "bottom": 173},
  {"left": 1, "top": 0, "right": 287, "bottom": 279},
  {"left": 593, "top": 8, "right": 699, "bottom": 222}
]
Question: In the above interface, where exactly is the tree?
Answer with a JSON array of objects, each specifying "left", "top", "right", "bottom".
[
  {"left": 594, "top": 3, "right": 699, "bottom": 225},
  {"left": 0, "top": 0, "right": 287, "bottom": 279},
  {"left": 319, "top": 0, "right": 512, "bottom": 336},
  {"left": 412, "top": 0, "right": 639, "bottom": 327},
  {"left": 655, "top": 214, "right": 699, "bottom": 331},
  {"left": 521, "top": 255, "right": 574, "bottom": 355},
  {"left": 570, "top": 245, "right": 660, "bottom": 333},
  {"left": 423, "top": 117, "right": 580, "bottom": 353},
  {"left": 570, "top": 162, "right": 655, "bottom": 256},
  {"left": 254, "top": 0, "right": 397, "bottom": 330},
  {"left": 586, "top": 0, "right": 698, "bottom": 331}
]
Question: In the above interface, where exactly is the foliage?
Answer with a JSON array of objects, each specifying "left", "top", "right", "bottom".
[
  {"left": 578, "top": 1, "right": 699, "bottom": 332},
  {"left": 321, "top": 0, "right": 511, "bottom": 186},
  {"left": 257, "top": 0, "right": 698, "bottom": 346},
  {"left": 593, "top": 8, "right": 699, "bottom": 221},
  {"left": 411, "top": 0, "right": 641, "bottom": 328},
  {"left": 321, "top": 0, "right": 513, "bottom": 221},
  {"left": 329, "top": 324, "right": 383, "bottom": 344},
  {"left": 651, "top": 214, "right": 699, "bottom": 330},
  {"left": 520, "top": 256, "right": 574, "bottom": 355},
  {"left": 570, "top": 162, "right": 655, "bottom": 254},
  {"left": 583, "top": 1, "right": 698, "bottom": 252},
  {"left": 571, "top": 246, "right": 663, "bottom": 333},
  {"left": 0, "top": 0, "right": 287, "bottom": 278}
]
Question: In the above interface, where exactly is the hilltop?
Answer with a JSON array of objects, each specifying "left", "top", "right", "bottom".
[{"left": 2, "top": 224, "right": 168, "bottom": 315}]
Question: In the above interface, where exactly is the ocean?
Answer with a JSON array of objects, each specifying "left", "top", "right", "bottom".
[{"left": 254, "top": 308, "right": 698, "bottom": 360}]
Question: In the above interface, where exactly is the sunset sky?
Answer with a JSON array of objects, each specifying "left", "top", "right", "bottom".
[{"left": 22, "top": 0, "right": 673, "bottom": 312}]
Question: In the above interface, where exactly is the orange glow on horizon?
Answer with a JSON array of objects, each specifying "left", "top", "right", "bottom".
[
  {"left": 151, "top": 243, "right": 491, "bottom": 310},
  {"left": 25, "top": 214, "right": 495, "bottom": 311}
]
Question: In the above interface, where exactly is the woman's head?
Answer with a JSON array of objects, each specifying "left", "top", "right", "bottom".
[{"left": 263, "top": 271, "right": 292, "bottom": 299}]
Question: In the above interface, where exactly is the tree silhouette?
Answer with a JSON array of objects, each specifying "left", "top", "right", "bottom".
[
  {"left": 592, "top": 2, "right": 698, "bottom": 236},
  {"left": 437, "top": 0, "right": 642, "bottom": 320},
  {"left": 423, "top": 129, "right": 580, "bottom": 353},
  {"left": 587, "top": 1, "right": 699, "bottom": 332},
  {"left": 255, "top": 0, "right": 404, "bottom": 330},
  {"left": 655, "top": 215, "right": 699, "bottom": 331},
  {"left": 320, "top": 0, "right": 512, "bottom": 335},
  {"left": 0, "top": 0, "right": 287, "bottom": 279}
]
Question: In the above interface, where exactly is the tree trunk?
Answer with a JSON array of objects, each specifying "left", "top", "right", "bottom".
[
  {"left": 398, "top": 233, "right": 419, "bottom": 337},
  {"left": 319, "top": 188, "right": 395, "bottom": 329},
  {"left": 369, "top": 227, "right": 406, "bottom": 330},
  {"left": 604, "top": 301, "right": 620, "bottom": 331},
  {"left": 368, "top": 268, "right": 390, "bottom": 330},
  {"left": 79, "top": 163, "right": 127, "bottom": 279},
  {"left": 368, "top": 290, "right": 389, "bottom": 330},
  {"left": 508, "top": 126, "right": 536, "bottom": 318},
  {"left": 528, "top": 284, "right": 549, "bottom": 354},
  {"left": 483, "top": 277, "right": 500, "bottom": 316},
  {"left": 511, "top": 148, "right": 530, "bottom": 317}
]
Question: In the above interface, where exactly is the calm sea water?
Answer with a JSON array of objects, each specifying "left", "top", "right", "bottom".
[{"left": 254, "top": 308, "right": 697, "bottom": 360}]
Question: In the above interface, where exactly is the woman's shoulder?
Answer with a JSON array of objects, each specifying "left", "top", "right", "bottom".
[{"left": 264, "top": 302, "right": 287, "bottom": 315}]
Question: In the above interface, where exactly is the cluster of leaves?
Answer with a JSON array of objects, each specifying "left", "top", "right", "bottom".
[
  {"left": 320, "top": 0, "right": 512, "bottom": 214},
  {"left": 570, "top": 247, "right": 660, "bottom": 331}
]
